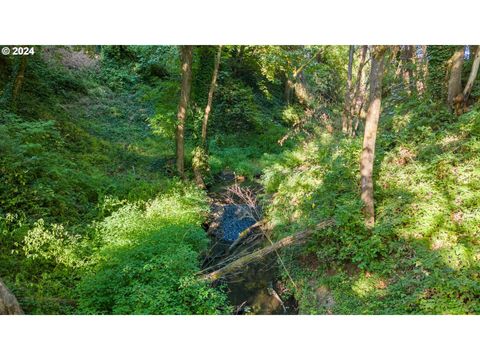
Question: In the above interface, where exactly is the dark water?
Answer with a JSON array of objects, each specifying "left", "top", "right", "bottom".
[
  {"left": 219, "top": 205, "right": 256, "bottom": 242},
  {"left": 224, "top": 255, "right": 298, "bottom": 315},
  {"left": 203, "top": 204, "right": 298, "bottom": 315}
]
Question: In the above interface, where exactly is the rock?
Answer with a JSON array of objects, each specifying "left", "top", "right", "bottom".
[{"left": 0, "top": 278, "right": 24, "bottom": 315}]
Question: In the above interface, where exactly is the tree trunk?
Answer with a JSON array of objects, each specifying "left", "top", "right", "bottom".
[
  {"left": 200, "top": 219, "right": 335, "bottom": 282},
  {"left": 350, "top": 46, "right": 368, "bottom": 136},
  {"left": 12, "top": 56, "right": 28, "bottom": 108},
  {"left": 175, "top": 46, "right": 193, "bottom": 178},
  {"left": 201, "top": 46, "right": 222, "bottom": 145},
  {"left": 0, "top": 278, "right": 24, "bottom": 315},
  {"left": 284, "top": 78, "right": 294, "bottom": 105},
  {"left": 342, "top": 45, "right": 355, "bottom": 134},
  {"left": 293, "top": 71, "right": 311, "bottom": 104},
  {"left": 193, "top": 46, "right": 222, "bottom": 189},
  {"left": 463, "top": 45, "right": 480, "bottom": 103},
  {"left": 447, "top": 46, "right": 465, "bottom": 107},
  {"left": 192, "top": 159, "right": 206, "bottom": 189},
  {"left": 360, "top": 46, "right": 386, "bottom": 228},
  {"left": 416, "top": 45, "right": 428, "bottom": 94},
  {"left": 401, "top": 45, "right": 415, "bottom": 94}
]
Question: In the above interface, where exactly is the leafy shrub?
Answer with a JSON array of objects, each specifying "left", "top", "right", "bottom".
[
  {"left": 77, "top": 186, "right": 231, "bottom": 314},
  {"left": 213, "top": 78, "right": 260, "bottom": 133},
  {"left": 0, "top": 113, "right": 101, "bottom": 221},
  {"left": 21, "top": 219, "right": 85, "bottom": 268}
]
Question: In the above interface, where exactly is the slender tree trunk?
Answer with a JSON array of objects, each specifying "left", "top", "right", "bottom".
[
  {"left": 401, "top": 45, "right": 415, "bottom": 94},
  {"left": 284, "top": 77, "right": 293, "bottom": 105},
  {"left": 193, "top": 46, "right": 222, "bottom": 189},
  {"left": 360, "top": 46, "right": 386, "bottom": 228},
  {"left": 447, "top": 46, "right": 465, "bottom": 107},
  {"left": 350, "top": 45, "right": 368, "bottom": 136},
  {"left": 12, "top": 56, "right": 28, "bottom": 108},
  {"left": 0, "top": 278, "right": 24, "bottom": 315},
  {"left": 201, "top": 46, "right": 222, "bottom": 145},
  {"left": 175, "top": 46, "right": 193, "bottom": 178},
  {"left": 342, "top": 45, "right": 355, "bottom": 134},
  {"left": 463, "top": 45, "right": 480, "bottom": 103},
  {"left": 416, "top": 45, "right": 428, "bottom": 94}
]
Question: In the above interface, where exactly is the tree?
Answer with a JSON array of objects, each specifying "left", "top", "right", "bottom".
[
  {"left": 284, "top": 46, "right": 322, "bottom": 104},
  {"left": 193, "top": 45, "right": 222, "bottom": 188},
  {"left": 201, "top": 46, "right": 222, "bottom": 145},
  {"left": 360, "top": 46, "right": 387, "bottom": 228},
  {"left": 349, "top": 45, "right": 369, "bottom": 136},
  {"left": 11, "top": 56, "right": 28, "bottom": 109},
  {"left": 401, "top": 45, "right": 415, "bottom": 94},
  {"left": 342, "top": 45, "right": 355, "bottom": 134},
  {"left": 175, "top": 45, "right": 193, "bottom": 178},
  {"left": 416, "top": 45, "right": 428, "bottom": 94},
  {"left": 447, "top": 46, "right": 465, "bottom": 107},
  {"left": 463, "top": 45, "right": 480, "bottom": 103}
]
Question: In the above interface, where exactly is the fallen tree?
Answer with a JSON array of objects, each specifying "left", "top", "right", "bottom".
[
  {"left": 0, "top": 278, "right": 24, "bottom": 315},
  {"left": 200, "top": 219, "right": 335, "bottom": 282}
]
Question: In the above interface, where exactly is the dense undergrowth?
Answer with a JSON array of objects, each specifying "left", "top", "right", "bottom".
[
  {"left": 261, "top": 99, "right": 480, "bottom": 314},
  {"left": 1, "top": 45, "right": 479, "bottom": 315},
  {"left": 0, "top": 47, "right": 240, "bottom": 314}
]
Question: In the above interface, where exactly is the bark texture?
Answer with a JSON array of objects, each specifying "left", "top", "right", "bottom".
[
  {"left": 175, "top": 46, "right": 193, "bottom": 177},
  {"left": 360, "top": 46, "right": 386, "bottom": 228},
  {"left": 447, "top": 46, "right": 465, "bottom": 107}
]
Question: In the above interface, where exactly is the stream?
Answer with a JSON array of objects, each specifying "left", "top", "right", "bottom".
[{"left": 202, "top": 173, "right": 298, "bottom": 315}]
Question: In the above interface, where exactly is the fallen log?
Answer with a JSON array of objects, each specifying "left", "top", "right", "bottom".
[
  {"left": 0, "top": 278, "right": 24, "bottom": 315},
  {"left": 228, "top": 219, "right": 265, "bottom": 251},
  {"left": 200, "top": 219, "right": 335, "bottom": 282}
]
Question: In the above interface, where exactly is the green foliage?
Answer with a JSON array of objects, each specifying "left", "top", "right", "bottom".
[
  {"left": 426, "top": 45, "right": 456, "bottom": 101},
  {"left": 192, "top": 146, "right": 210, "bottom": 175},
  {"left": 0, "top": 112, "right": 101, "bottom": 221},
  {"left": 281, "top": 105, "right": 304, "bottom": 126},
  {"left": 77, "top": 186, "right": 230, "bottom": 314},
  {"left": 0, "top": 47, "right": 229, "bottom": 314},
  {"left": 262, "top": 98, "right": 480, "bottom": 314},
  {"left": 21, "top": 219, "right": 86, "bottom": 269},
  {"left": 2, "top": 45, "right": 479, "bottom": 315},
  {"left": 213, "top": 77, "right": 260, "bottom": 132}
]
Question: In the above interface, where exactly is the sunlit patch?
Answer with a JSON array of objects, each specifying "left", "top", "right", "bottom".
[
  {"left": 352, "top": 272, "right": 387, "bottom": 298},
  {"left": 394, "top": 146, "right": 416, "bottom": 166},
  {"left": 430, "top": 230, "right": 458, "bottom": 250},
  {"left": 438, "top": 244, "right": 471, "bottom": 270}
]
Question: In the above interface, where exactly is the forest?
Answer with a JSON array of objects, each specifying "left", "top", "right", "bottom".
[{"left": 0, "top": 45, "right": 479, "bottom": 315}]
